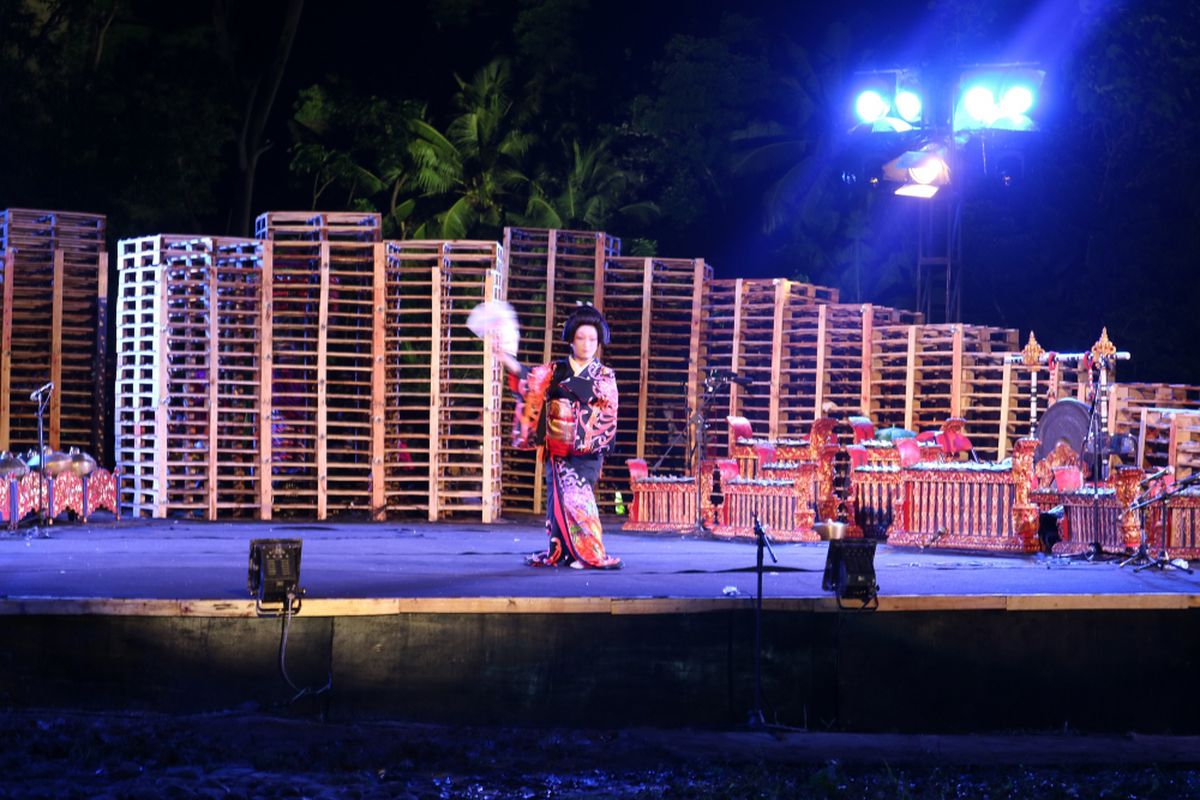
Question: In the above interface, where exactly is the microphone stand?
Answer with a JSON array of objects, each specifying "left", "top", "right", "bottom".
[
  {"left": 748, "top": 510, "right": 778, "bottom": 728},
  {"left": 654, "top": 371, "right": 727, "bottom": 536},
  {"left": 1123, "top": 477, "right": 1196, "bottom": 573},
  {"left": 1075, "top": 359, "right": 1121, "bottom": 561},
  {"left": 32, "top": 385, "right": 52, "bottom": 537}
]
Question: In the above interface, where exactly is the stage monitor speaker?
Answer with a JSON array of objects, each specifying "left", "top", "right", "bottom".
[{"left": 822, "top": 539, "right": 879, "bottom": 608}]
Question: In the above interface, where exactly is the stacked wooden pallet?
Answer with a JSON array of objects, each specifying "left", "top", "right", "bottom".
[
  {"left": 499, "top": 228, "right": 615, "bottom": 514},
  {"left": 0, "top": 208, "right": 108, "bottom": 463},
  {"left": 599, "top": 256, "right": 708, "bottom": 509},
  {"left": 384, "top": 241, "right": 505, "bottom": 522},
  {"left": 778, "top": 303, "right": 920, "bottom": 438},
  {"left": 867, "top": 323, "right": 1018, "bottom": 449},
  {"left": 257, "top": 211, "right": 384, "bottom": 519},
  {"left": 115, "top": 235, "right": 265, "bottom": 518},
  {"left": 1110, "top": 383, "right": 1200, "bottom": 476}
]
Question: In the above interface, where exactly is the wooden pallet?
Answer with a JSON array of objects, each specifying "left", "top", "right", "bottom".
[
  {"left": 598, "top": 256, "right": 708, "bottom": 512},
  {"left": 384, "top": 240, "right": 506, "bottom": 522},
  {"left": 0, "top": 209, "right": 108, "bottom": 464},
  {"left": 499, "top": 228, "right": 616, "bottom": 515},
  {"left": 1130, "top": 406, "right": 1200, "bottom": 478},
  {"left": 115, "top": 235, "right": 265, "bottom": 519}
]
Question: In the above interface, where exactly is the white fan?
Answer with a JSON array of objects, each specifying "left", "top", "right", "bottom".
[{"left": 466, "top": 300, "right": 520, "bottom": 356}]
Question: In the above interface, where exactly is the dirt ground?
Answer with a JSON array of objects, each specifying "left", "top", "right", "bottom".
[{"left": 2, "top": 708, "right": 1198, "bottom": 799}]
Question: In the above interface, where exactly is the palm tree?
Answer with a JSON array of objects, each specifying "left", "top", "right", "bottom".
[
  {"left": 409, "top": 59, "right": 536, "bottom": 240},
  {"left": 523, "top": 138, "right": 659, "bottom": 231}
]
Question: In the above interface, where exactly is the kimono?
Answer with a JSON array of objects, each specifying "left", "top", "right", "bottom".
[{"left": 510, "top": 358, "right": 621, "bottom": 568}]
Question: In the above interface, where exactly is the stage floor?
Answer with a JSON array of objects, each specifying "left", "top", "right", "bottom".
[{"left": 2, "top": 515, "right": 1198, "bottom": 615}]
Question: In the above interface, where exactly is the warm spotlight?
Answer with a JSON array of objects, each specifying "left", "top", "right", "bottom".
[{"left": 895, "top": 183, "right": 939, "bottom": 198}]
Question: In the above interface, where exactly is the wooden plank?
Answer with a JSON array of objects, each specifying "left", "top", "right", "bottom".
[
  {"left": 481, "top": 266, "right": 499, "bottom": 523},
  {"left": 0, "top": 248, "right": 12, "bottom": 449},
  {"left": 49, "top": 248, "right": 64, "bottom": 449},
  {"left": 154, "top": 264, "right": 169, "bottom": 518},
  {"left": 1137, "top": 407, "right": 1149, "bottom": 468},
  {"left": 860, "top": 304, "right": 873, "bottom": 417},
  {"left": 813, "top": 303, "right": 827, "bottom": 419},
  {"left": 371, "top": 242, "right": 386, "bottom": 520},
  {"left": 687, "top": 258, "right": 705, "bottom": 460},
  {"left": 728, "top": 278, "right": 745, "bottom": 421},
  {"left": 636, "top": 258, "right": 653, "bottom": 459},
  {"left": 316, "top": 241, "right": 331, "bottom": 521},
  {"left": 428, "top": 264, "right": 442, "bottom": 521},
  {"left": 207, "top": 261, "right": 219, "bottom": 521},
  {"left": 769, "top": 279, "right": 787, "bottom": 438},
  {"left": 94, "top": 250, "right": 109, "bottom": 463},
  {"left": 998, "top": 359, "right": 1013, "bottom": 460},
  {"left": 904, "top": 325, "right": 917, "bottom": 432},
  {"left": 951, "top": 324, "right": 963, "bottom": 417},
  {"left": 259, "top": 247, "right": 274, "bottom": 520}
]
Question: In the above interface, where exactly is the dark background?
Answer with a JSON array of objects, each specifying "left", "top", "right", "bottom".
[{"left": 2, "top": 0, "right": 1197, "bottom": 381}]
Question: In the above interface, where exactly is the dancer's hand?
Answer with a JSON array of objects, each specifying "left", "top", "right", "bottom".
[{"left": 492, "top": 340, "right": 520, "bottom": 374}]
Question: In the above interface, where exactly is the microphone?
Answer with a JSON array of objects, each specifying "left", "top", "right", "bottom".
[
  {"left": 729, "top": 374, "right": 753, "bottom": 387},
  {"left": 1176, "top": 472, "right": 1200, "bottom": 490},
  {"left": 1139, "top": 466, "right": 1171, "bottom": 486},
  {"left": 30, "top": 382, "right": 53, "bottom": 400},
  {"left": 752, "top": 511, "right": 766, "bottom": 538}
]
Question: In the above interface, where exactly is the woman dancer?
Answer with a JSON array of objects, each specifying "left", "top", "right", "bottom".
[{"left": 496, "top": 304, "right": 622, "bottom": 569}]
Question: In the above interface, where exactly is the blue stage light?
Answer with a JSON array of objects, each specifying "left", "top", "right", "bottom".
[
  {"left": 895, "top": 90, "right": 922, "bottom": 124},
  {"left": 1000, "top": 85, "right": 1034, "bottom": 116},
  {"left": 855, "top": 90, "right": 890, "bottom": 123},
  {"left": 963, "top": 86, "right": 997, "bottom": 125},
  {"left": 954, "top": 65, "right": 1044, "bottom": 133}
]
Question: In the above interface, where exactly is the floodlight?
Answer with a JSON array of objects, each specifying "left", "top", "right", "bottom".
[
  {"left": 1000, "top": 85, "right": 1034, "bottom": 116},
  {"left": 848, "top": 69, "right": 925, "bottom": 133},
  {"left": 855, "top": 90, "right": 889, "bottom": 123},
  {"left": 954, "top": 65, "right": 1045, "bottom": 132},
  {"left": 963, "top": 86, "right": 997, "bottom": 125},
  {"left": 895, "top": 90, "right": 923, "bottom": 124}
]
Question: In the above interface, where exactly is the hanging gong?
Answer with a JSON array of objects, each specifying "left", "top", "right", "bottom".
[{"left": 1034, "top": 398, "right": 1090, "bottom": 462}]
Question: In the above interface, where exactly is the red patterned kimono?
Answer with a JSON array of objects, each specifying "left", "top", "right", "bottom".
[{"left": 510, "top": 358, "right": 621, "bottom": 568}]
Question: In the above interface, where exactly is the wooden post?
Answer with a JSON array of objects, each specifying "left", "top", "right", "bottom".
[
  {"left": 534, "top": 233, "right": 559, "bottom": 515},
  {"left": 316, "top": 241, "right": 330, "bottom": 521},
  {"left": 998, "top": 360, "right": 1013, "bottom": 460},
  {"left": 206, "top": 248, "right": 219, "bottom": 520},
  {"left": 1168, "top": 411, "right": 1181, "bottom": 471},
  {"left": 686, "top": 258, "right": 706, "bottom": 459},
  {"left": 859, "top": 304, "right": 874, "bottom": 417},
  {"left": 94, "top": 251, "right": 110, "bottom": 465},
  {"left": 592, "top": 232, "right": 606, "bottom": 312},
  {"left": 154, "top": 261, "right": 169, "bottom": 518},
  {"left": 729, "top": 278, "right": 745, "bottom": 421},
  {"left": 769, "top": 279, "right": 787, "bottom": 438},
  {"left": 259, "top": 245, "right": 274, "bottom": 520},
  {"left": 428, "top": 263, "right": 443, "bottom": 521},
  {"left": 904, "top": 325, "right": 917, "bottom": 432},
  {"left": 0, "top": 248, "right": 13, "bottom": 450},
  {"left": 636, "top": 257, "right": 653, "bottom": 460},
  {"left": 951, "top": 325, "right": 963, "bottom": 417},
  {"left": 1137, "top": 407, "right": 1149, "bottom": 468},
  {"left": 814, "top": 303, "right": 828, "bottom": 420},
  {"left": 371, "top": 241, "right": 387, "bottom": 520},
  {"left": 481, "top": 258, "right": 504, "bottom": 524},
  {"left": 50, "top": 248, "right": 64, "bottom": 449}
]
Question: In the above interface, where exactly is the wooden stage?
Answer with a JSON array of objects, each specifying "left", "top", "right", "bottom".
[{"left": 1, "top": 517, "right": 1198, "bottom": 734}]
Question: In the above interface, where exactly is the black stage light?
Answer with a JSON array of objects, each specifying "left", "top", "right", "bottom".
[
  {"left": 248, "top": 538, "right": 304, "bottom": 616},
  {"left": 822, "top": 539, "right": 879, "bottom": 609}
]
